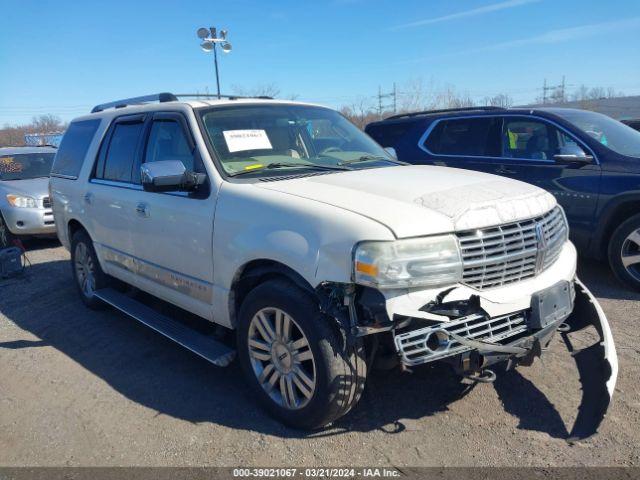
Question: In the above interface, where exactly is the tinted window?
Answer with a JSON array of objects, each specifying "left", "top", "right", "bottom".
[
  {"left": 366, "top": 122, "right": 414, "bottom": 148},
  {"left": 502, "top": 118, "right": 569, "bottom": 160},
  {"left": 0, "top": 153, "right": 55, "bottom": 181},
  {"left": 101, "top": 121, "right": 144, "bottom": 182},
  {"left": 424, "top": 117, "right": 500, "bottom": 157},
  {"left": 51, "top": 119, "right": 100, "bottom": 178},
  {"left": 144, "top": 120, "right": 194, "bottom": 170}
]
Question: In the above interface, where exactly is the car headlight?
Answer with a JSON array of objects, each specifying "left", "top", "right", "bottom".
[
  {"left": 354, "top": 235, "right": 463, "bottom": 289},
  {"left": 6, "top": 194, "right": 37, "bottom": 208}
]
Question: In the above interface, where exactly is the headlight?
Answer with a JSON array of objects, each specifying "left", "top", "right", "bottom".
[
  {"left": 6, "top": 194, "right": 37, "bottom": 208},
  {"left": 354, "top": 235, "right": 463, "bottom": 289}
]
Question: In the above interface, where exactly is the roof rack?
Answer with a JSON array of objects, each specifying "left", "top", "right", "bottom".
[
  {"left": 175, "top": 93, "right": 274, "bottom": 100},
  {"left": 385, "top": 106, "right": 506, "bottom": 121},
  {"left": 90, "top": 92, "right": 275, "bottom": 113},
  {"left": 91, "top": 93, "right": 178, "bottom": 113}
]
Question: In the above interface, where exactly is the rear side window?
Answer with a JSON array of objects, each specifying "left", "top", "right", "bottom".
[
  {"left": 51, "top": 119, "right": 100, "bottom": 178},
  {"left": 424, "top": 117, "right": 501, "bottom": 157},
  {"left": 95, "top": 119, "right": 144, "bottom": 183},
  {"left": 366, "top": 122, "right": 415, "bottom": 148}
]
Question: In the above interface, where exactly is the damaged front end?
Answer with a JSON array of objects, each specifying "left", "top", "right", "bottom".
[{"left": 320, "top": 277, "right": 618, "bottom": 441}]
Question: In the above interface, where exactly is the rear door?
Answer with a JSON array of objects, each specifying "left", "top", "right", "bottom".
[
  {"left": 419, "top": 116, "right": 502, "bottom": 175},
  {"left": 87, "top": 114, "right": 146, "bottom": 280},
  {"left": 128, "top": 112, "right": 215, "bottom": 319}
]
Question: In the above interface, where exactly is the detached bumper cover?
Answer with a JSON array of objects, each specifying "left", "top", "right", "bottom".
[
  {"left": 391, "top": 278, "right": 617, "bottom": 441},
  {"left": 562, "top": 279, "right": 618, "bottom": 441}
]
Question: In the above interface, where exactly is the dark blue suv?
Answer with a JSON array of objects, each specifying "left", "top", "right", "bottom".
[{"left": 366, "top": 106, "right": 640, "bottom": 290}]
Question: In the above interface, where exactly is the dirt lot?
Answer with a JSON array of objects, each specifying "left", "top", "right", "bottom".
[{"left": 1, "top": 239, "right": 639, "bottom": 467}]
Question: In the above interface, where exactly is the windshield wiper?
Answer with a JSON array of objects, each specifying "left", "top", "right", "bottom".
[
  {"left": 228, "top": 162, "right": 350, "bottom": 177},
  {"left": 337, "top": 155, "right": 407, "bottom": 166}
]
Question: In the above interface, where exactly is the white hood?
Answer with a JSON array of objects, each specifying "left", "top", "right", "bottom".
[{"left": 255, "top": 165, "right": 557, "bottom": 238}]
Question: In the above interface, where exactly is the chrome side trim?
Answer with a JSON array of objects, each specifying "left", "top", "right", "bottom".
[
  {"left": 417, "top": 113, "right": 599, "bottom": 165},
  {"left": 99, "top": 244, "right": 213, "bottom": 303}
]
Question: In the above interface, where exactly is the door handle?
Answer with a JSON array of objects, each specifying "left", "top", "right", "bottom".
[
  {"left": 495, "top": 166, "right": 516, "bottom": 175},
  {"left": 84, "top": 192, "right": 93, "bottom": 205},
  {"left": 135, "top": 202, "right": 149, "bottom": 217}
]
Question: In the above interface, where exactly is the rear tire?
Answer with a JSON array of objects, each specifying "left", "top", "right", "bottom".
[
  {"left": 236, "top": 279, "right": 367, "bottom": 429},
  {"left": 70, "top": 230, "right": 110, "bottom": 309},
  {"left": 608, "top": 213, "right": 640, "bottom": 291}
]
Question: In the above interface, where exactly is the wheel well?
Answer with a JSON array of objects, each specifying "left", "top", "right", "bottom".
[
  {"left": 599, "top": 201, "right": 640, "bottom": 257},
  {"left": 67, "top": 219, "right": 88, "bottom": 243},
  {"left": 230, "top": 259, "right": 316, "bottom": 327}
]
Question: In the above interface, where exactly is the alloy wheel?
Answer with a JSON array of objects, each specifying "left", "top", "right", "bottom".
[
  {"left": 247, "top": 307, "right": 316, "bottom": 410},
  {"left": 621, "top": 228, "right": 640, "bottom": 282},
  {"left": 74, "top": 242, "right": 96, "bottom": 298}
]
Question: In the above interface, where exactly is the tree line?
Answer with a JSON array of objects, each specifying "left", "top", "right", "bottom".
[{"left": 0, "top": 115, "right": 66, "bottom": 148}]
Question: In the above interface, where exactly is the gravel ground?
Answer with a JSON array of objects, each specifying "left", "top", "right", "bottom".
[{"left": 0, "top": 239, "right": 639, "bottom": 467}]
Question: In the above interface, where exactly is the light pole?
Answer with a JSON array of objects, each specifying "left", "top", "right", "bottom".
[{"left": 197, "top": 27, "right": 233, "bottom": 99}]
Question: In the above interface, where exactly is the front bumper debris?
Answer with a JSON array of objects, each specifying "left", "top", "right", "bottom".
[{"left": 391, "top": 278, "right": 618, "bottom": 441}]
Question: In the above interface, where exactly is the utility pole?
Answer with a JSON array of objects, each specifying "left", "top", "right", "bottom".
[
  {"left": 393, "top": 82, "right": 397, "bottom": 114},
  {"left": 542, "top": 78, "right": 547, "bottom": 104},
  {"left": 376, "top": 84, "right": 397, "bottom": 116}
]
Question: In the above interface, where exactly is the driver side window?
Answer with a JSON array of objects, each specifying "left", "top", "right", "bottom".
[{"left": 145, "top": 120, "right": 195, "bottom": 170}]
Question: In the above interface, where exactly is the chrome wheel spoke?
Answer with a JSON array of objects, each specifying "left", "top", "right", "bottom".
[
  {"left": 622, "top": 253, "right": 640, "bottom": 267},
  {"left": 293, "top": 366, "right": 315, "bottom": 392},
  {"left": 291, "top": 370, "right": 313, "bottom": 399},
  {"left": 627, "top": 229, "right": 640, "bottom": 247},
  {"left": 247, "top": 307, "right": 316, "bottom": 410},
  {"left": 258, "top": 363, "right": 275, "bottom": 384},
  {"left": 293, "top": 347, "right": 313, "bottom": 363},
  {"left": 254, "top": 312, "right": 276, "bottom": 343}
]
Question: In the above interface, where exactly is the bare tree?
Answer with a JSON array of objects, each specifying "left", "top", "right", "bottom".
[
  {"left": 0, "top": 115, "right": 66, "bottom": 147},
  {"left": 482, "top": 93, "right": 513, "bottom": 108}
]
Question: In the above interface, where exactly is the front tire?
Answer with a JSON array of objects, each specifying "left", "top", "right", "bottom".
[
  {"left": 71, "top": 230, "right": 109, "bottom": 309},
  {"left": 236, "top": 279, "right": 367, "bottom": 429},
  {"left": 0, "top": 213, "right": 16, "bottom": 248},
  {"left": 608, "top": 213, "right": 640, "bottom": 291}
]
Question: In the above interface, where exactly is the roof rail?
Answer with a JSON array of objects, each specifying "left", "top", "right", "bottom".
[
  {"left": 91, "top": 93, "right": 178, "bottom": 113},
  {"left": 175, "top": 93, "right": 274, "bottom": 100},
  {"left": 385, "top": 105, "right": 506, "bottom": 121}
]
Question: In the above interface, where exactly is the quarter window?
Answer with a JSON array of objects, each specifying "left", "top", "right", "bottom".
[
  {"left": 424, "top": 117, "right": 500, "bottom": 157},
  {"left": 51, "top": 119, "right": 100, "bottom": 178}
]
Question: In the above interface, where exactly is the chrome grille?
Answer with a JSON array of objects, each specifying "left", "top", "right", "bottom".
[
  {"left": 42, "top": 196, "right": 52, "bottom": 208},
  {"left": 394, "top": 311, "right": 528, "bottom": 366},
  {"left": 457, "top": 206, "right": 567, "bottom": 290}
]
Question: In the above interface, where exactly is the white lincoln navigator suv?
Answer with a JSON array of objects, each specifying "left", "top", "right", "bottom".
[{"left": 50, "top": 93, "right": 617, "bottom": 438}]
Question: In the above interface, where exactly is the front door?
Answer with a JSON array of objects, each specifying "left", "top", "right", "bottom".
[
  {"left": 493, "top": 116, "right": 601, "bottom": 251},
  {"left": 129, "top": 112, "right": 216, "bottom": 319}
]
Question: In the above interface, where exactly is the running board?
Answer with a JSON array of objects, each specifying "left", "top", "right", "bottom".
[{"left": 94, "top": 288, "right": 235, "bottom": 367}]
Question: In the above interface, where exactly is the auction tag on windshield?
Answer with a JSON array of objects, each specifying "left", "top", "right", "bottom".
[{"left": 223, "top": 129, "right": 272, "bottom": 153}]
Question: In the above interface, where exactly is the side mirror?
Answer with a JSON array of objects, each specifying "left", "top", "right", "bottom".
[
  {"left": 553, "top": 145, "right": 593, "bottom": 164},
  {"left": 384, "top": 147, "right": 398, "bottom": 160},
  {"left": 140, "top": 160, "right": 205, "bottom": 192}
]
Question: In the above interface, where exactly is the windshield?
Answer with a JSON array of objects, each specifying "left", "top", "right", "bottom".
[
  {"left": 553, "top": 109, "right": 640, "bottom": 158},
  {"left": 0, "top": 153, "right": 55, "bottom": 181},
  {"left": 198, "top": 104, "right": 398, "bottom": 177}
]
